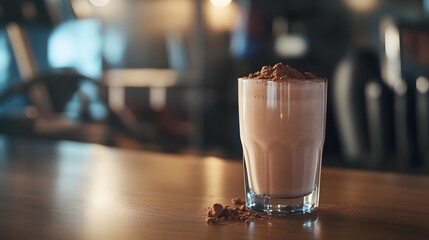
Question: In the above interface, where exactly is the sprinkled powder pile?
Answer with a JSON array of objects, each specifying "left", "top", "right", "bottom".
[
  {"left": 206, "top": 198, "right": 267, "bottom": 224},
  {"left": 244, "top": 62, "right": 321, "bottom": 81}
]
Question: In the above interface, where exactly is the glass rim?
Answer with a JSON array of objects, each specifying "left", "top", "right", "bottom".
[{"left": 238, "top": 77, "right": 327, "bottom": 83}]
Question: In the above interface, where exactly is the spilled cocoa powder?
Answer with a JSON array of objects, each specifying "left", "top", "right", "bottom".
[
  {"left": 244, "top": 63, "right": 323, "bottom": 81},
  {"left": 206, "top": 198, "right": 267, "bottom": 224}
]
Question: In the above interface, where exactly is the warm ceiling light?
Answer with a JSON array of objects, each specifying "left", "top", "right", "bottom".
[
  {"left": 210, "top": 0, "right": 232, "bottom": 8},
  {"left": 344, "top": 0, "right": 378, "bottom": 13},
  {"left": 417, "top": 76, "right": 429, "bottom": 93},
  {"left": 89, "top": 0, "right": 111, "bottom": 7}
]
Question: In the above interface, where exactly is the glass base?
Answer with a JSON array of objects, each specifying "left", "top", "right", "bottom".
[{"left": 245, "top": 187, "right": 319, "bottom": 216}]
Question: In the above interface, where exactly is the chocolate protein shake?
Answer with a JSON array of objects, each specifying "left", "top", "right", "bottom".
[{"left": 238, "top": 63, "right": 327, "bottom": 215}]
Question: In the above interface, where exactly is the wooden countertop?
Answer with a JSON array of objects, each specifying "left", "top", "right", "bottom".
[{"left": 0, "top": 136, "right": 428, "bottom": 239}]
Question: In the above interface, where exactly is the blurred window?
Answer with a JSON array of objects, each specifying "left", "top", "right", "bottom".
[
  {"left": 48, "top": 19, "right": 109, "bottom": 120},
  {"left": 48, "top": 19, "right": 102, "bottom": 78}
]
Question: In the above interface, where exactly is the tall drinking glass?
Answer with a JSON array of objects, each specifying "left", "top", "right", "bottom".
[{"left": 238, "top": 78, "right": 327, "bottom": 215}]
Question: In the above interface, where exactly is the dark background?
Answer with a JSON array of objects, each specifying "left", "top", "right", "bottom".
[{"left": 1, "top": 0, "right": 429, "bottom": 174}]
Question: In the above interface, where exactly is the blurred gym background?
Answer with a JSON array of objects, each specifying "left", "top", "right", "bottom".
[{"left": 1, "top": 0, "right": 429, "bottom": 174}]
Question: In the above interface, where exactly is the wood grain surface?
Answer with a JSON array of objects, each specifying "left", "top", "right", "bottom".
[{"left": 0, "top": 136, "right": 428, "bottom": 239}]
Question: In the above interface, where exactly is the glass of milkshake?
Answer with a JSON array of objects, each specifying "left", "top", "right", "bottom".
[{"left": 238, "top": 63, "right": 327, "bottom": 215}]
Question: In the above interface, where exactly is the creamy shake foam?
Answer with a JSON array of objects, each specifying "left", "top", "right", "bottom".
[{"left": 239, "top": 63, "right": 327, "bottom": 198}]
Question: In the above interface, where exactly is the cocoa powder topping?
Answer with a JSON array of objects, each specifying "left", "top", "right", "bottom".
[{"left": 244, "top": 63, "right": 323, "bottom": 81}]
